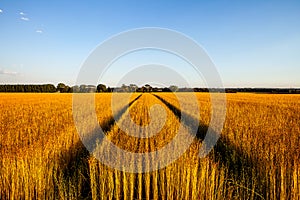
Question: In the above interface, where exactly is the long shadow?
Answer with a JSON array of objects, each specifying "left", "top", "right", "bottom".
[
  {"left": 54, "top": 94, "right": 142, "bottom": 199},
  {"left": 81, "top": 93, "right": 154, "bottom": 200},
  {"left": 153, "top": 94, "right": 268, "bottom": 199},
  {"left": 81, "top": 94, "right": 142, "bottom": 152},
  {"left": 54, "top": 141, "right": 91, "bottom": 199}
]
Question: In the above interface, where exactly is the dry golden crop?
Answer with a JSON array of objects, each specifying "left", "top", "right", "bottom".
[
  {"left": 0, "top": 92, "right": 299, "bottom": 199},
  {"left": 157, "top": 92, "right": 300, "bottom": 199}
]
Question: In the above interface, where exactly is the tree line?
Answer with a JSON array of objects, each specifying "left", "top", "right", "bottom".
[
  {"left": 0, "top": 83, "right": 300, "bottom": 94},
  {"left": 0, "top": 84, "right": 56, "bottom": 93}
]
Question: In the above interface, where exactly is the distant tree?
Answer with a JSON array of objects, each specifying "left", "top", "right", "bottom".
[
  {"left": 0, "top": 84, "right": 56, "bottom": 93},
  {"left": 107, "top": 87, "right": 113, "bottom": 92},
  {"left": 162, "top": 87, "right": 172, "bottom": 92},
  {"left": 79, "top": 85, "right": 87, "bottom": 93},
  {"left": 129, "top": 84, "right": 138, "bottom": 92},
  {"left": 121, "top": 84, "right": 129, "bottom": 92},
  {"left": 144, "top": 84, "right": 152, "bottom": 92},
  {"left": 72, "top": 85, "right": 80, "bottom": 93},
  {"left": 152, "top": 87, "right": 163, "bottom": 92},
  {"left": 86, "top": 85, "right": 96, "bottom": 93},
  {"left": 65, "top": 85, "right": 72, "bottom": 93},
  {"left": 57, "top": 83, "right": 66, "bottom": 93},
  {"left": 45, "top": 84, "right": 56, "bottom": 92},
  {"left": 97, "top": 84, "right": 107, "bottom": 92},
  {"left": 169, "top": 85, "right": 178, "bottom": 92},
  {"left": 57, "top": 83, "right": 73, "bottom": 93}
]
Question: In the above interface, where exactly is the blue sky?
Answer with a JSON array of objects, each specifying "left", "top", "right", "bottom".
[{"left": 0, "top": 0, "right": 300, "bottom": 87}]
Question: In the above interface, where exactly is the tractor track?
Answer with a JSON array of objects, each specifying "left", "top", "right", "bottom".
[
  {"left": 56, "top": 93, "right": 267, "bottom": 199},
  {"left": 152, "top": 93, "right": 268, "bottom": 199},
  {"left": 54, "top": 94, "right": 143, "bottom": 199}
]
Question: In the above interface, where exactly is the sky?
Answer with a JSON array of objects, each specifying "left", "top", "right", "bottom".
[{"left": 0, "top": 0, "right": 300, "bottom": 88}]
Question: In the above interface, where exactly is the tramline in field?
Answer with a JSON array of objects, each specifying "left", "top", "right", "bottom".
[{"left": 0, "top": 93, "right": 299, "bottom": 199}]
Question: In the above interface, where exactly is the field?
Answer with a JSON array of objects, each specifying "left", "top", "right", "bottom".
[{"left": 0, "top": 93, "right": 299, "bottom": 199}]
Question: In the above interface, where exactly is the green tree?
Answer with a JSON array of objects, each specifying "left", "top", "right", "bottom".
[
  {"left": 57, "top": 83, "right": 66, "bottom": 93},
  {"left": 97, "top": 84, "right": 107, "bottom": 92},
  {"left": 169, "top": 85, "right": 178, "bottom": 92},
  {"left": 129, "top": 84, "right": 138, "bottom": 92},
  {"left": 79, "top": 85, "right": 87, "bottom": 93},
  {"left": 72, "top": 85, "right": 80, "bottom": 93}
]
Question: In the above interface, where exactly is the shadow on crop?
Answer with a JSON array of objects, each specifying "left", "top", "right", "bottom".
[
  {"left": 153, "top": 94, "right": 268, "bottom": 199},
  {"left": 54, "top": 94, "right": 143, "bottom": 199}
]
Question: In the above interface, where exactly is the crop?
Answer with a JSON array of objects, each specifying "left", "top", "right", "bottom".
[{"left": 0, "top": 93, "right": 299, "bottom": 199}]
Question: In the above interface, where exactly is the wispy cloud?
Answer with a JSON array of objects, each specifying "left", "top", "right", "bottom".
[
  {"left": 0, "top": 9, "right": 3, "bottom": 13},
  {"left": 20, "top": 11, "right": 29, "bottom": 21},
  {"left": 0, "top": 69, "right": 20, "bottom": 76},
  {"left": 20, "top": 16, "right": 29, "bottom": 21},
  {"left": 36, "top": 29, "right": 43, "bottom": 34}
]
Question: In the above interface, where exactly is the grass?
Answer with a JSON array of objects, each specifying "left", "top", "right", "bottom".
[{"left": 0, "top": 93, "right": 299, "bottom": 199}]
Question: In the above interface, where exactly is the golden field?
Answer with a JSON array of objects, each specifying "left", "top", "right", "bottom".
[{"left": 0, "top": 93, "right": 299, "bottom": 199}]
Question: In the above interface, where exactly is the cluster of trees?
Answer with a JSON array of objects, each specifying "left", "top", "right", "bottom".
[
  {"left": 112, "top": 84, "right": 181, "bottom": 92},
  {"left": 224, "top": 88, "right": 300, "bottom": 94},
  {"left": 71, "top": 84, "right": 113, "bottom": 93},
  {"left": 0, "top": 84, "right": 56, "bottom": 93},
  {"left": 0, "top": 83, "right": 113, "bottom": 93},
  {"left": 1, "top": 83, "right": 300, "bottom": 94}
]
